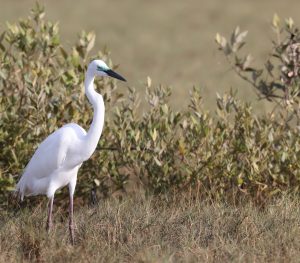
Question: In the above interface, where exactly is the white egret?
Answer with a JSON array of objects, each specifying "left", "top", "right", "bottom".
[{"left": 15, "top": 59, "right": 126, "bottom": 244}]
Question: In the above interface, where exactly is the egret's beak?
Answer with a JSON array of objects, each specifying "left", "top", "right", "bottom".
[{"left": 106, "top": 69, "right": 126, "bottom": 82}]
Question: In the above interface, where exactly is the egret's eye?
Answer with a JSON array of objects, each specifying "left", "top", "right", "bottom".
[{"left": 97, "top": 65, "right": 107, "bottom": 72}]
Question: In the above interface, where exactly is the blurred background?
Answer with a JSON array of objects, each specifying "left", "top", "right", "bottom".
[{"left": 1, "top": 0, "right": 300, "bottom": 111}]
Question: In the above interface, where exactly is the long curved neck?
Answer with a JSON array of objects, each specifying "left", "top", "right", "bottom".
[{"left": 84, "top": 70, "right": 105, "bottom": 156}]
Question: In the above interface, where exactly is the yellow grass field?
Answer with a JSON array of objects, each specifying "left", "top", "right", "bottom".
[
  {"left": 2, "top": 195, "right": 300, "bottom": 262},
  {"left": 1, "top": 0, "right": 300, "bottom": 111}
]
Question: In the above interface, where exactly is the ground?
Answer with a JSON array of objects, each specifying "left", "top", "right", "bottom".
[{"left": 1, "top": 194, "right": 300, "bottom": 262}]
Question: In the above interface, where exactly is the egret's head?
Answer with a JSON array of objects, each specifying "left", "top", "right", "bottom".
[{"left": 88, "top": 59, "right": 126, "bottom": 81}]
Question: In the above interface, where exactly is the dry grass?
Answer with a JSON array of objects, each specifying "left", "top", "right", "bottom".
[{"left": 1, "top": 194, "right": 300, "bottom": 262}]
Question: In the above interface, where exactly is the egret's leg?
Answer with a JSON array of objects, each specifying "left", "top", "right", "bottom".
[
  {"left": 68, "top": 177, "right": 77, "bottom": 245},
  {"left": 46, "top": 196, "right": 54, "bottom": 233},
  {"left": 69, "top": 193, "right": 75, "bottom": 245}
]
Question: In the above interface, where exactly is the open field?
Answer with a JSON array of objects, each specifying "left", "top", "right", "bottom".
[
  {"left": 1, "top": 194, "right": 300, "bottom": 262},
  {"left": 1, "top": 0, "right": 300, "bottom": 110},
  {"left": 1, "top": 2, "right": 300, "bottom": 262}
]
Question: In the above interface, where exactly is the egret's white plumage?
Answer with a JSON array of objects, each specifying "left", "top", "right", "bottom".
[
  {"left": 15, "top": 59, "right": 126, "bottom": 244},
  {"left": 16, "top": 123, "right": 87, "bottom": 199}
]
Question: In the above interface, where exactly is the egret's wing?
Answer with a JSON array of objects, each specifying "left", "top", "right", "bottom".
[
  {"left": 16, "top": 124, "right": 86, "bottom": 199},
  {"left": 22, "top": 124, "right": 86, "bottom": 180},
  {"left": 23, "top": 128, "right": 70, "bottom": 180}
]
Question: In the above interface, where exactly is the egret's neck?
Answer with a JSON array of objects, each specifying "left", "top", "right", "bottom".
[
  {"left": 83, "top": 71, "right": 105, "bottom": 158},
  {"left": 85, "top": 71, "right": 97, "bottom": 105}
]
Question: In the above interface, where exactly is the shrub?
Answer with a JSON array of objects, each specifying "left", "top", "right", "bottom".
[
  {"left": 0, "top": 6, "right": 299, "bottom": 207},
  {"left": 215, "top": 14, "right": 300, "bottom": 124}
]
